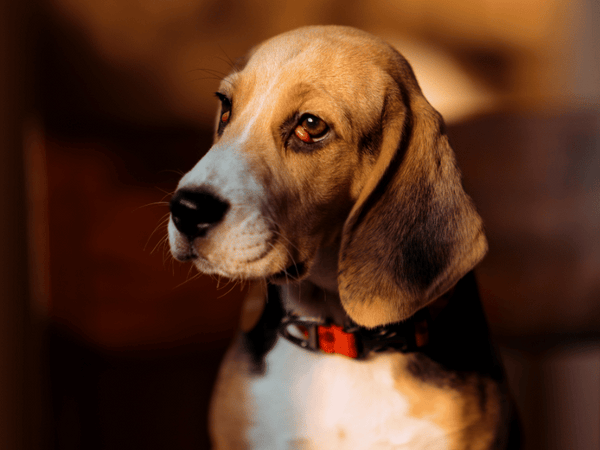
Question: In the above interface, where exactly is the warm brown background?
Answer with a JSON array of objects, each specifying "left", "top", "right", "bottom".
[{"left": 1, "top": 0, "right": 599, "bottom": 449}]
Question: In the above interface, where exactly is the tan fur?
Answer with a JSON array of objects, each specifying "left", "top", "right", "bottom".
[{"left": 393, "top": 356, "right": 502, "bottom": 449}]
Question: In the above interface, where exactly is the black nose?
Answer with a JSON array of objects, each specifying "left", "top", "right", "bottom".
[{"left": 169, "top": 188, "right": 230, "bottom": 239}]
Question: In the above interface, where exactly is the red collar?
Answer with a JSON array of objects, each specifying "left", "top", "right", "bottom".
[{"left": 278, "top": 293, "right": 450, "bottom": 359}]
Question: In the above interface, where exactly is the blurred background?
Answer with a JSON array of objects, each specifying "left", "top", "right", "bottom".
[{"left": 1, "top": 0, "right": 598, "bottom": 448}]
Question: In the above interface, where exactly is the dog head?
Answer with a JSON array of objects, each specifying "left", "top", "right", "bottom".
[{"left": 168, "top": 26, "right": 487, "bottom": 327}]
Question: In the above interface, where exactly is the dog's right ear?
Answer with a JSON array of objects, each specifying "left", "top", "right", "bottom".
[{"left": 337, "top": 51, "right": 487, "bottom": 328}]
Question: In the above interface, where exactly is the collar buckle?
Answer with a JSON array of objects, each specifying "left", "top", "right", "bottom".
[
  {"left": 279, "top": 316, "right": 322, "bottom": 353},
  {"left": 279, "top": 316, "right": 361, "bottom": 358}
]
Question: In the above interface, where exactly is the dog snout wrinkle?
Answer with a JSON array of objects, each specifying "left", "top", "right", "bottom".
[{"left": 170, "top": 188, "right": 230, "bottom": 239}]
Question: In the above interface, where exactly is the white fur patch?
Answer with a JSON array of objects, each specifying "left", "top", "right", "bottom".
[{"left": 242, "top": 339, "right": 448, "bottom": 450}]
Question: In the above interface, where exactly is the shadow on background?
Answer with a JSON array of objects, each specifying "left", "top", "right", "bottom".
[{"left": 2, "top": 0, "right": 599, "bottom": 448}]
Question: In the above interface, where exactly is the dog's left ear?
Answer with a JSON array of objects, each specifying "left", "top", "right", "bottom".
[{"left": 338, "top": 59, "right": 487, "bottom": 328}]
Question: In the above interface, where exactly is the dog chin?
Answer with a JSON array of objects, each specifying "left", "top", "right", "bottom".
[{"left": 189, "top": 253, "right": 306, "bottom": 282}]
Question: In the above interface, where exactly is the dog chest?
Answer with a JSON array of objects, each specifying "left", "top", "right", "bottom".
[{"left": 210, "top": 336, "right": 452, "bottom": 450}]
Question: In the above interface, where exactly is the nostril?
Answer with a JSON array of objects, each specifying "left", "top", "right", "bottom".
[{"left": 169, "top": 188, "right": 230, "bottom": 238}]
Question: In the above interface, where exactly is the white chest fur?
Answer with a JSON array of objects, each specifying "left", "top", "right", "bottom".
[{"left": 210, "top": 336, "right": 449, "bottom": 450}]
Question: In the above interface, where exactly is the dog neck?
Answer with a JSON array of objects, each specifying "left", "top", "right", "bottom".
[{"left": 280, "top": 240, "right": 349, "bottom": 326}]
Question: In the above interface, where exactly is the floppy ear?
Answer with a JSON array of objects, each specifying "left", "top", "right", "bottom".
[{"left": 338, "top": 66, "right": 487, "bottom": 328}]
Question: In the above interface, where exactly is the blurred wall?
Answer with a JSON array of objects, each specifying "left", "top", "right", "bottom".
[{"left": 0, "top": 0, "right": 38, "bottom": 449}]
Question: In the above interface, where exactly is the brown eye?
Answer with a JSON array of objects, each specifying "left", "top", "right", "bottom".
[
  {"left": 294, "top": 114, "right": 329, "bottom": 143},
  {"left": 215, "top": 92, "right": 232, "bottom": 133}
]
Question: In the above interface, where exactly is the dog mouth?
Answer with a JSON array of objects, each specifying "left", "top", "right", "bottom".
[
  {"left": 172, "top": 225, "right": 310, "bottom": 282},
  {"left": 269, "top": 262, "right": 308, "bottom": 284}
]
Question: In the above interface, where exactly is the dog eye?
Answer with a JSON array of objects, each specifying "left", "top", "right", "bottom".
[
  {"left": 215, "top": 92, "right": 232, "bottom": 131},
  {"left": 294, "top": 114, "right": 329, "bottom": 143},
  {"left": 220, "top": 109, "right": 230, "bottom": 124}
]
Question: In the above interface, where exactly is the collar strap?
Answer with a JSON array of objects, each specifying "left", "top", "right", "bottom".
[{"left": 279, "top": 306, "right": 432, "bottom": 359}]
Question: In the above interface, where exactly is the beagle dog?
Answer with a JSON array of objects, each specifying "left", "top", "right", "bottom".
[{"left": 169, "top": 26, "right": 520, "bottom": 449}]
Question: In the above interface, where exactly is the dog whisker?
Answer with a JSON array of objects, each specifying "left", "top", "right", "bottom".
[
  {"left": 172, "top": 269, "right": 204, "bottom": 290},
  {"left": 267, "top": 240, "right": 302, "bottom": 285},
  {"left": 157, "top": 169, "right": 185, "bottom": 177},
  {"left": 186, "top": 67, "right": 228, "bottom": 77},
  {"left": 217, "top": 278, "right": 242, "bottom": 299},
  {"left": 265, "top": 217, "right": 303, "bottom": 256},
  {"left": 156, "top": 186, "right": 176, "bottom": 198},
  {"left": 268, "top": 227, "right": 304, "bottom": 285},
  {"left": 135, "top": 201, "right": 170, "bottom": 211},
  {"left": 162, "top": 238, "right": 175, "bottom": 269},
  {"left": 215, "top": 48, "right": 238, "bottom": 72},
  {"left": 145, "top": 214, "right": 171, "bottom": 253},
  {"left": 187, "top": 67, "right": 234, "bottom": 87},
  {"left": 149, "top": 233, "right": 169, "bottom": 257}
]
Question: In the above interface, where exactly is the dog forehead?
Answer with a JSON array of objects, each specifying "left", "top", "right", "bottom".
[
  {"left": 247, "top": 26, "right": 393, "bottom": 81},
  {"left": 253, "top": 26, "right": 391, "bottom": 60},
  {"left": 221, "top": 27, "right": 396, "bottom": 131}
]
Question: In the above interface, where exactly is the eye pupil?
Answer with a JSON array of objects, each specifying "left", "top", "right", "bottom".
[
  {"left": 304, "top": 115, "right": 325, "bottom": 134},
  {"left": 221, "top": 110, "right": 230, "bottom": 123}
]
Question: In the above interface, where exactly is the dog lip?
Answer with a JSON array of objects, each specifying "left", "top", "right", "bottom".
[
  {"left": 244, "top": 242, "right": 276, "bottom": 264},
  {"left": 173, "top": 248, "right": 198, "bottom": 262},
  {"left": 171, "top": 240, "right": 204, "bottom": 262}
]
